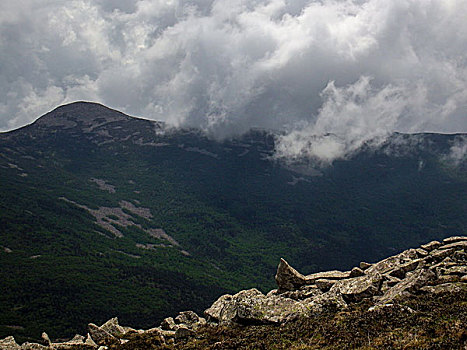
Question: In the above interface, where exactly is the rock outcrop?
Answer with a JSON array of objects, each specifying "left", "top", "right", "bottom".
[
  {"left": 204, "top": 288, "right": 309, "bottom": 324},
  {"left": 274, "top": 258, "right": 307, "bottom": 291},
  {"left": 1, "top": 236, "right": 466, "bottom": 349}
]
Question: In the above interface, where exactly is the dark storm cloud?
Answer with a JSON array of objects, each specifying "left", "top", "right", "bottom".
[{"left": 1, "top": 0, "right": 466, "bottom": 161}]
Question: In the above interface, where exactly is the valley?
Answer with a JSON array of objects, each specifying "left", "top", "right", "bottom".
[{"left": 0, "top": 102, "right": 465, "bottom": 341}]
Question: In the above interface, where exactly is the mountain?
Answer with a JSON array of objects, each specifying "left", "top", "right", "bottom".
[{"left": 0, "top": 102, "right": 465, "bottom": 341}]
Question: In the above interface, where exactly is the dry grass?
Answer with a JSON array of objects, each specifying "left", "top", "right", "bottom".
[{"left": 112, "top": 289, "right": 467, "bottom": 350}]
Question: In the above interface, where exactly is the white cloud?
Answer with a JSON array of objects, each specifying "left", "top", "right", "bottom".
[
  {"left": 0, "top": 0, "right": 466, "bottom": 161},
  {"left": 445, "top": 135, "right": 467, "bottom": 166}
]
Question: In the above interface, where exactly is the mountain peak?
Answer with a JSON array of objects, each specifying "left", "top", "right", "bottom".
[{"left": 32, "top": 101, "right": 132, "bottom": 130}]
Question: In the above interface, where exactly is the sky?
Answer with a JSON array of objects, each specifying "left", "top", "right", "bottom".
[{"left": 0, "top": 0, "right": 466, "bottom": 161}]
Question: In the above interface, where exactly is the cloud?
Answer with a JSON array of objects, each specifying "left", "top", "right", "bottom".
[
  {"left": 0, "top": 0, "right": 466, "bottom": 160},
  {"left": 445, "top": 135, "right": 467, "bottom": 166}
]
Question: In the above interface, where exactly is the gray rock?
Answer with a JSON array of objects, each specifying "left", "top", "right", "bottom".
[
  {"left": 415, "top": 248, "right": 428, "bottom": 257},
  {"left": 366, "top": 249, "right": 418, "bottom": 276},
  {"left": 144, "top": 327, "right": 163, "bottom": 335},
  {"left": 204, "top": 294, "right": 236, "bottom": 323},
  {"left": 121, "top": 326, "right": 140, "bottom": 335},
  {"left": 175, "top": 311, "right": 201, "bottom": 327},
  {"left": 385, "top": 275, "right": 401, "bottom": 287},
  {"left": 159, "top": 330, "right": 176, "bottom": 338},
  {"left": 452, "top": 251, "right": 467, "bottom": 262},
  {"left": 420, "top": 283, "right": 462, "bottom": 294},
  {"left": 437, "top": 275, "right": 460, "bottom": 283},
  {"left": 171, "top": 311, "right": 206, "bottom": 331},
  {"left": 41, "top": 333, "right": 51, "bottom": 346},
  {"left": 100, "top": 317, "right": 125, "bottom": 337},
  {"left": 49, "top": 333, "right": 99, "bottom": 349},
  {"left": 359, "top": 262, "right": 372, "bottom": 270},
  {"left": 429, "top": 248, "right": 455, "bottom": 262},
  {"left": 85, "top": 334, "right": 98, "bottom": 347},
  {"left": 88, "top": 323, "right": 120, "bottom": 346},
  {"left": 380, "top": 281, "right": 391, "bottom": 294},
  {"left": 315, "top": 279, "right": 337, "bottom": 291},
  {"left": 380, "top": 275, "right": 401, "bottom": 293},
  {"left": 442, "top": 236, "right": 467, "bottom": 244},
  {"left": 429, "top": 258, "right": 458, "bottom": 272},
  {"left": 377, "top": 268, "right": 436, "bottom": 304},
  {"left": 278, "top": 285, "right": 322, "bottom": 301},
  {"left": 303, "top": 291, "right": 347, "bottom": 314},
  {"left": 205, "top": 288, "right": 308, "bottom": 325},
  {"left": 0, "top": 336, "right": 21, "bottom": 350},
  {"left": 161, "top": 317, "right": 178, "bottom": 331},
  {"left": 421, "top": 240, "right": 441, "bottom": 251},
  {"left": 141, "top": 328, "right": 166, "bottom": 343},
  {"left": 388, "top": 259, "right": 421, "bottom": 279},
  {"left": 175, "top": 326, "right": 196, "bottom": 339},
  {"left": 440, "top": 266, "right": 467, "bottom": 276},
  {"left": 438, "top": 241, "right": 467, "bottom": 250},
  {"left": 350, "top": 267, "right": 365, "bottom": 278},
  {"left": 266, "top": 289, "right": 278, "bottom": 297},
  {"left": 234, "top": 289, "right": 308, "bottom": 324},
  {"left": 330, "top": 274, "right": 383, "bottom": 302},
  {"left": 305, "top": 270, "right": 350, "bottom": 283},
  {"left": 275, "top": 259, "right": 307, "bottom": 291}
]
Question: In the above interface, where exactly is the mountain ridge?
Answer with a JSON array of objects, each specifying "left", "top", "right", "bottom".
[
  {"left": 4, "top": 101, "right": 466, "bottom": 142},
  {"left": 0, "top": 102, "right": 465, "bottom": 342}
]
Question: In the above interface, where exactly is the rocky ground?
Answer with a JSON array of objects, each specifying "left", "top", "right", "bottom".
[{"left": 1, "top": 236, "right": 467, "bottom": 349}]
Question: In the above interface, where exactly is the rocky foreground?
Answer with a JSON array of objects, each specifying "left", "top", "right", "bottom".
[{"left": 2, "top": 236, "right": 467, "bottom": 349}]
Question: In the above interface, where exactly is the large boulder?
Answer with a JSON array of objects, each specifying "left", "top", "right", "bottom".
[
  {"left": 275, "top": 259, "right": 307, "bottom": 292},
  {"left": 442, "top": 236, "right": 467, "bottom": 244},
  {"left": 88, "top": 323, "right": 120, "bottom": 346},
  {"left": 429, "top": 248, "right": 455, "bottom": 262},
  {"left": 330, "top": 274, "right": 383, "bottom": 302},
  {"left": 377, "top": 268, "right": 436, "bottom": 304},
  {"left": 160, "top": 317, "right": 178, "bottom": 331},
  {"left": 315, "top": 279, "right": 337, "bottom": 291},
  {"left": 359, "top": 262, "right": 372, "bottom": 270},
  {"left": 388, "top": 259, "right": 421, "bottom": 279},
  {"left": 420, "top": 240, "right": 441, "bottom": 251},
  {"left": 366, "top": 249, "right": 418, "bottom": 276},
  {"left": 173, "top": 311, "right": 206, "bottom": 331},
  {"left": 100, "top": 317, "right": 125, "bottom": 337},
  {"left": 349, "top": 267, "right": 365, "bottom": 278},
  {"left": 205, "top": 288, "right": 308, "bottom": 324},
  {"left": 438, "top": 241, "right": 467, "bottom": 250},
  {"left": 204, "top": 294, "right": 237, "bottom": 323}
]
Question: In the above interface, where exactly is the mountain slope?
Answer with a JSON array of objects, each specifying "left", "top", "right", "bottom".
[
  {"left": 0, "top": 102, "right": 465, "bottom": 341},
  {"left": 3, "top": 236, "right": 467, "bottom": 350}
]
